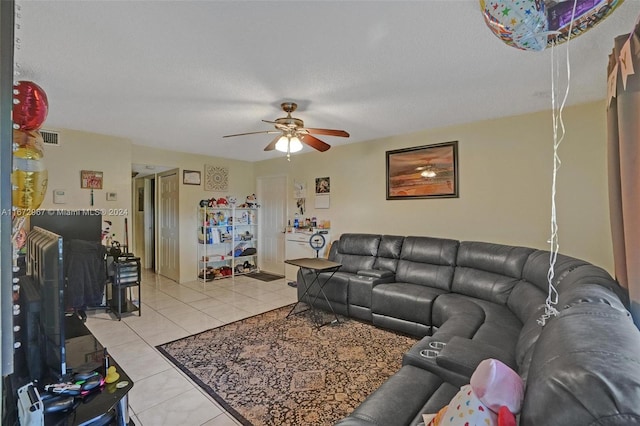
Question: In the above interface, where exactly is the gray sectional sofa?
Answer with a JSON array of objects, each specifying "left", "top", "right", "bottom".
[{"left": 295, "top": 233, "right": 640, "bottom": 426}]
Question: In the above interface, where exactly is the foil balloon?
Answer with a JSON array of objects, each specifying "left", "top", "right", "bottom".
[
  {"left": 480, "top": 0, "right": 549, "bottom": 51},
  {"left": 12, "top": 129, "right": 48, "bottom": 215},
  {"left": 545, "top": 0, "right": 624, "bottom": 47},
  {"left": 12, "top": 80, "right": 49, "bottom": 131},
  {"left": 12, "top": 129, "right": 44, "bottom": 160},
  {"left": 481, "top": 0, "right": 625, "bottom": 50}
]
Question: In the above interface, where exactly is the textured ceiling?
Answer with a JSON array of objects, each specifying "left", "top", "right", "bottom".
[{"left": 13, "top": 1, "right": 640, "bottom": 162}]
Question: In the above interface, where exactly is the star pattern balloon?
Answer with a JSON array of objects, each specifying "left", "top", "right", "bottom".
[
  {"left": 480, "top": 0, "right": 625, "bottom": 51},
  {"left": 481, "top": 0, "right": 549, "bottom": 51}
]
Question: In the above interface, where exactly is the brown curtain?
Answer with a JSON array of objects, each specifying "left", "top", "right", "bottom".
[{"left": 607, "top": 25, "right": 640, "bottom": 328}]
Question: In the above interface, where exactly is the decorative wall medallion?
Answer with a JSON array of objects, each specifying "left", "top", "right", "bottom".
[{"left": 204, "top": 165, "right": 229, "bottom": 192}]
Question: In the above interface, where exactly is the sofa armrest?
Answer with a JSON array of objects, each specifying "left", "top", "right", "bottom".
[
  {"left": 357, "top": 269, "right": 395, "bottom": 279},
  {"left": 435, "top": 336, "right": 511, "bottom": 377}
]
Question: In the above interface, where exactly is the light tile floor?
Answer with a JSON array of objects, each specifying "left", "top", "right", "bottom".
[{"left": 85, "top": 269, "right": 297, "bottom": 426}]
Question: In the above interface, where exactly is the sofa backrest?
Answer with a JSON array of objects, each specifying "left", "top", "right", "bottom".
[
  {"left": 395, "top": 236, "right": 458, "bottom": 291},
  {"left": 521, "top": 250, "right": 589, "bottom": 293},
  {"left": 520, "top": 301, "right": 640, "bottom": 426},
  {"left": 331, "top": 233, "right": 381, "bottom": 274},
  {"left": 512, "top": 251, "right": 626, "bottom": 369},
  {"left": 372, "top": 235, "right": 404, "bottom": 273},
  {"left": 452, "top": 242, "right": 534, "bottom": 305},
  {"left": 555, "top": 263, "right": 629, "bottom": 307}
]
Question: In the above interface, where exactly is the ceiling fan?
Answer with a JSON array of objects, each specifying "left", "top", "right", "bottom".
[{"left": 222, "top": 102, "right": 350, "bottom": 156}]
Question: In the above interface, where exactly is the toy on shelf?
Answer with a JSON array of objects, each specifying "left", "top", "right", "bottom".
[{"left": 238, "top": 194, "right": 260, "bottom": 208}]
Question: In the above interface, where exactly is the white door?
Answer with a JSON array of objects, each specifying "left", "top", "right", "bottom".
[
  {"left": 158, "top": 170, "right": 180, "bottom": 281},
  {"left": 257, "top": 175, "right": 287, "bottom": 275}
]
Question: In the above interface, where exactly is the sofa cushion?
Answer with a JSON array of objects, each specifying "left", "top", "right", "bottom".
[
  {"left": 435, "top": 336, "right": 517, "bottom": 378},
  {"left": 372, "top": 283, "right": 446, "bottom": 328},
  {"left": 332, "top": 234, "right": 381, "bottom": 274},
  {"left": 334, "top": 365, "right": 445, "bottom": 426},
  {"left": 514, "top": 309, "right": 545, "bottom": 369},
  {"left": 521, "top": 250, "right": 589, "bottom": 293},
  {"left": 555, "top": 264, "right": 630, "bottom": 307},
  {"left": 372, "top": 314, "right": 432, "bottom": 338},
  {"left": 456, "top": 242, "right": 534, "bottom": 278},
  {"left": 395, "top": 236, "right": 458, "bottom": 291},
  {"left": 411, "top": 382, "right": 459, "bottom": 426},
  {"left": 557, "top": 282, "right": 628, "bottom": 312},
  {"left": 451, "top": 267, "right": 521, "bottom": 305},
  {"left": 373, "top": 235, "right": 404, "bottom": 273},
  {"left": 431, "top": 293, "right": 485, "bottom": 329},
  {"left": 451, "top": 242, "right": 533, "bottom": 304},
  {"left": 470, "top": 322, "right": 518, "bottom": 368},
  {"left": 507, "top": 280, "right": 547, "bottom": 324},
  {"left": 520, "top": 303, "right": 640, "bottom": 426},
  {"left": 339, "top": 233, "right": 381, "bottom": 256}
]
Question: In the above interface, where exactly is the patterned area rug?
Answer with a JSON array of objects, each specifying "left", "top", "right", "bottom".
[{"left": 157, "top": 305, "right": 417, "bottom": 426}]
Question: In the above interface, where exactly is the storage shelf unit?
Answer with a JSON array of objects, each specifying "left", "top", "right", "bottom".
[
  {"left": 197, "top": 205, "right": 259, "bottom": 281},
  {"left": 107, "top": 255, "right": 141, "bottom": 320}
]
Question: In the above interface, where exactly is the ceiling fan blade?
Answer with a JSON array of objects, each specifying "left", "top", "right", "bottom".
[
  {"left": 264, "top": 135, "right": 281, "bottom": 151},
  {"left": 303, "top": 128, "right": 350, "bottom": 138},
  {"left": 222, "top": 130, "right": 279, "bottom": 138},
  {"left": 302, "top": 134, "right": 331, "bottom": 152}
]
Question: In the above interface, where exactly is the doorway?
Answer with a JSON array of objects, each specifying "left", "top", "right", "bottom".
[
  {"left": 257, "top": 175, "right": 287, "bottom": 275},
  {"left": 133, "top": 176, "right": 156, "bottom": 270},
  {"left": 132, "top": 164, "right": 173, "bottom": 275}
]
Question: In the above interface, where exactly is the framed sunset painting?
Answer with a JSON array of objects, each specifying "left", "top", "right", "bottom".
[{"left": 386, "top": 141, "right": 458, "bottom": 200}]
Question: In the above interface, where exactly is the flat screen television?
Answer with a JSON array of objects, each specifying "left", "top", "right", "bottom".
[
  {"left": 25, "top": 226, "right": 66, "bottom": 380},
  {"left": 30, "top": 210, "right": 102, "bottom": 242}
]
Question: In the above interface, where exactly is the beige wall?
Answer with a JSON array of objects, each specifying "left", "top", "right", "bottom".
[
  {"left": 39, "top": 128, "right": 133, "bottom": 243},
  {"left": 37, "top": 101, "right": 614, "bottom": 283},
  {"left": 37, "top": 132, "right": 256, "bottom": 284},
  {"left": 254, "top": 101, "right": 614, "bottom": 273}
]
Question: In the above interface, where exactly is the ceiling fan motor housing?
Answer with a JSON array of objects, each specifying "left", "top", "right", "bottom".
[{"left": 276, "top": 117, "right": 304, "bottom": 129}]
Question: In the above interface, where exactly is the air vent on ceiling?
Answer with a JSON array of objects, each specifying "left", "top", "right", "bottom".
[{"left": 40, "top": 130, "right": 60, "bottom": 146}]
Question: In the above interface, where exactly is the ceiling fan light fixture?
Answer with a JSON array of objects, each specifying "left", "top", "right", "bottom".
[
  {"left": 289, "top": 136, "right": 303, "bottom": 153},
  {"left": 275, "top": 136, "right": 289, "bottom": 152},
  {"left": 275, "top": 135, "right": 303, "bottom": 154}
]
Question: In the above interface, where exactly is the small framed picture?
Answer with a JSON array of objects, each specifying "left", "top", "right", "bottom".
[
  {"left": 81, "top": 170, "right": 103, "bottom": 189},
  {"left": 183, "top": 170, "right": 201, "bottom": 185},
  {"left": 315, "top": 177, "right": 330, "bottom": 194},
  {"left": 106, "top": 192, "right": 117, "bottom": 201}
]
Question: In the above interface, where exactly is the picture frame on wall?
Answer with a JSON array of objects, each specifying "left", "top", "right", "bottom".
[
  {"left": 183, "top": 170, "right": 201, "bottom": 185},
  {"left": 80, "top": 170, "right": 103, "bottom": 189},
  {"left": 386, "top": 141, "right": 458, "bottom": 200},
  {"left": 315, "top": 177, "right": 330, "bottom": 194}
]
